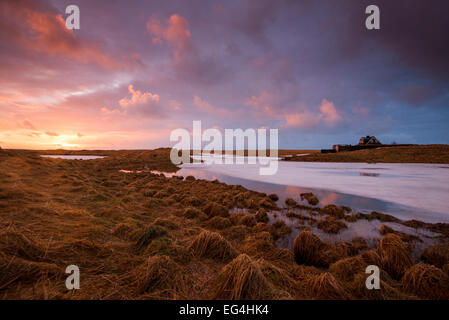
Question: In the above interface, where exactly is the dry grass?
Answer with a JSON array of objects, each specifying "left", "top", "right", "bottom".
[
  {"left": 305, "top": 272, "right": 350, "bottom": 299},
  {"left": 401, "top": 263, "right": 449, "bottom": 299},
  {"left": 360, "top": 250, "right": 381, "bottom": 266},
  {"left": 0, "top": 252, "right": 63, "bottom": 290},
  {"left": 184, "top": 207, "right": 207, "bottom": 220},
  {"left": 206, "top": 216, "right": 232, "bottom": 230},
  {"left": 329, "top": 256, "right": 367, "bottom": 282},
  {"left": 288, "top": 145, "right": 449, "bottom": 163},
  {"left": 421, "top": 243, "right": 449, "bottom": 268},
  {"left": 292, "top": 231, "right": 324, "bottom": 267},
  {"left": 134, "top": 225, "right": 168, "bottom": 251},
  {"left": 211, "top": 254, "right": 274, "bottom": 300},
  {"left": 1, "top": 148, "right": 449, "bottom": 300},
  {"left": 319, "top": 205, "right": 349, "bottom": 219},
  {"left": 132, "top": 255, "right": 186, "bottom": 298},
  {"left": 377, "top": 234, "right": 413, "bottom": 280},
  {"left": 317, "top": 216, "right": 347, "bottom": 234},
  {"left": 255, "top": 209, "right": 269, "bottom": 223},
  {"left": 300, "top": 193, "right": 319, "bottom": 206},
  {"left": 189, "top": 230, "right": 238, "bottom": 262},
  {"left": 350, "top": 272, "right": 412, "bottom": 300}
]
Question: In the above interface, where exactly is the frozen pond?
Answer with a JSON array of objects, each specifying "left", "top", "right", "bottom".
[
  {"left": 177, "top": 155, "right": 449, "bottom": 223},
  {"left": 41, "top": 155, "right": 106, "bottom": 160}
]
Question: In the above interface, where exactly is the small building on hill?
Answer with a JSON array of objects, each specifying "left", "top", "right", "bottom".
[{"left": 358, "top": 136, "right": 382, "bottom": 145}]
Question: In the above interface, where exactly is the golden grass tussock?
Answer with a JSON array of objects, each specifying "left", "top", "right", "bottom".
[
  {"left": 350, "top": 272, "right": 412, "bottom": 300},
  {"left": 292, "top": 231, "right": 324, "bottom": 267},
  {"left": 304, "top": 272, "right": 351, "bottom": 299},
  {"left": 184, "top": 207, "right": 208, "bottom": 220},
  {"left": 134, "top": 225, "right": 168, "bottom": 251},
  {"left": 319, "top": 205, "right": 348, "bottom": 219},
  {"left": 258, "top": 259, "right": 296, "bottom": 292},
  {"left": 300, "top": 192, "right": 319, "bottom": 206},
  {"left": 206, "top": 216, "right": 232, "bottom": 230},
  {"left": 111, "top": 222, "right": 135, "bottom": 240},
  {"left": 317, "top": 216, "right": 347, "bottom": 234},
  {"left": 258, "top": 197, "right": 277, "bottom": 209},
  {"left": 189, "top": 230, "right": 238, "bottom": 262},
  {"left": 401, "top": 263, "right": 449, "bottom": 299},
  {"left": 272, "top": 220, "right": 292, "bottom": 239},
  {"left": 318, "top": 242, "right": 354, "bottom": 267},
  {"left": 329, "top": 256, "right": 367, "bottom": 282},
  {"left": 211, "top": 254, "right": 274, "bottom": 300},
  {"left": 152, "top": 218, "right": 179, "bottom": 230},
  {"left": 421, "top": 243, "right": 449, "bottom": 268},
  {"left": 132, "top": 255, "right": 186, "bottom": 297},
  {"left": 376, "top": 234, "right": 412, "bottom": 280},
  {"left": 285, "top": 198, "right": 297, "bottom": 207},
  {"left": 237, "top": 214, "right": 257, "bottom": 227},
  {"left": 360, "top": 250, "right": 381, "bottom": 266},
  {"left": 268, "top": 194, "right": 279, "bottom": 201},
  {"left": 240, "top": 232, "right": 276, "bottom": 258},
  {"left": 204, "top": 202, "right": 229, "bottom": 218},
  {"left": 291, "top": 264, "right": 322, "bottom": 282},
  {"left": 379, "top": 224, "right": 395, "bottom": 235},
  {"left": 255, "top": 208, "right": 269, "bottom": 223}
]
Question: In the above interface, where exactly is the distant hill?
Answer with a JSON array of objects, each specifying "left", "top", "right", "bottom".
[{"left": 285, "top": 145, "right": 449, "bottom": 164}]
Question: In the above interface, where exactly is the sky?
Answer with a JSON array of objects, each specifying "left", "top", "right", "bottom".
[{"left": 0, "top": 0, "right": 448, "bottom": 150}]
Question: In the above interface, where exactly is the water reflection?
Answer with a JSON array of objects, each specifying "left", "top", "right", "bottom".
[
  {"left": 359, "top": 172, "right": 380, "bottom": 177},
  {"left": 170, "top": 166, "right": 449, "bottom": 223}
]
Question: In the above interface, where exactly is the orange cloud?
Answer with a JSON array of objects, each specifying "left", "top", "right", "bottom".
[
  {"left": 147, "top": 14, "right": 192, "bottom": 50},
  {"left": 119, "top": 85, "right": 159, "bottom": 108}
]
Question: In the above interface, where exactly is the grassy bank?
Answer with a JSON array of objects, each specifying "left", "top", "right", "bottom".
[
  {"left": 287, "top": 145, "right": 449, "bottom": 163},
  {"left": 0, "top": 148, "right": 448, "bottom": 299}
]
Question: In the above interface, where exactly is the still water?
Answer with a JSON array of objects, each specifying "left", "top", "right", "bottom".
[{"left": 171, "top": 156, "right": 449, "bottom": 224}]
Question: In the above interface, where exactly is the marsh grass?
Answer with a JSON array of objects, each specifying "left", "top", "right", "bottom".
[{"left": 1, "top": 149, "right": 449, "bottom": 299}]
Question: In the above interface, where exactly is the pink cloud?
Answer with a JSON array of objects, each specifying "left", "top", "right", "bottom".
[
  {"left": 319, "top": 99, "right": 341, "bottom": 124},
  {"left": 119, "top": 85, "right": 159, "bottom": 108},
  {"left": 0, "top": 0, "right": 129, "bottom": 70},
  {"left": 283, "top": 99, "right": 342, "bottom": 128},
  {"left": 146, "top": 13, "right": 228, "bottom": 84},
  {"left": 147, "top": 14, "right": 192, "bottom": 51},
  {"left": 283, "top": 110, "right": 320, "bottom": 128},
  {"left": 169, "top": 100, "right": 182, "bottom": 111},
  {"left": 245, "top": 91, "right": 278, "bottom": 117}
]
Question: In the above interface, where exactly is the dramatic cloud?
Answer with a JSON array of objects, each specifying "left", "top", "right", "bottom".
[
  {"left": 0, "top": 0, "right": 448, "bottom": 149},
  {"left": 146, "top": 13, "right": 229, "bottom": 85},
  {"left": 0, "top": 0, "right": 120, "bottom": 69}
]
